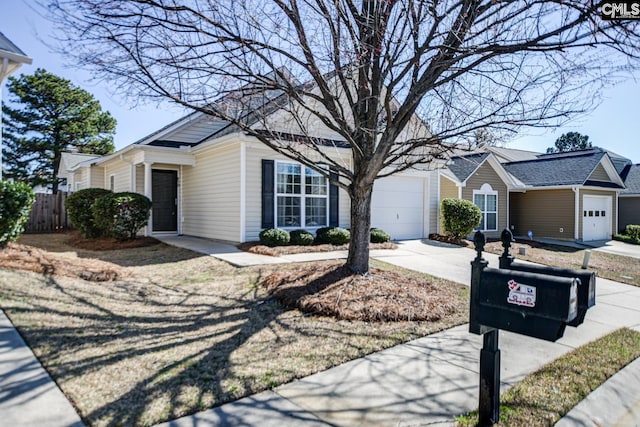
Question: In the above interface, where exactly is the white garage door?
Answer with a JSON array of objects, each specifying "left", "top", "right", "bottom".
[
  {"left": 583, "top": 195, "right": 611, "bottom": 241},
  {"left": 371, "top": 177, "right": 425, "bottom": 240}
]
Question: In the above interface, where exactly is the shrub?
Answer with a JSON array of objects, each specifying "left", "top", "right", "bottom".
[
  {"left": 441, "top": 198, "right": 482, "bottom": 240},
  {"left": 290, "top": 229, "right": 314, "bottom": 246},
  {"left": 93, "top": 192, "right": 152, "bottom": 241},
  {"left": 66, "top": 188, "right": 113, "bottom": 238},
  {"left": 626, "top": 224, "right": 640, "bottom": 241},
  {"left": 316, "top": 226, "right": 350, "bottom": 245},
  {"left": 0, "top": 180, "right": 35, "bottom": 247},
  {"left": 259, "top": 228, "right": 290, "bottom": 246},
  {"left": 613, "top": 234, "right": 640, "bottom": 245},
  {"left": 370, "top": 228, "right": 391, "bottom": 243}
]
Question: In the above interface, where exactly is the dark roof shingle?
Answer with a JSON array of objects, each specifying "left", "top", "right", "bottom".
[
  {"left": 447, "top": 152, "right": 490, "bottom": 182},
  {"left": 621, "top": 164, "right": 640, "bottom": 195},
  {"left": 0, "top": 31, "right": 28, "bottom": 56},
  {"left": 503, "top": 149, "right": 608, "bottom": 187}
]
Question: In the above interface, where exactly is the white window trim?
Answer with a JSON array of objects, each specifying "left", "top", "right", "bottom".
[
  {"left": 473, "top": 183, "right": 498, "bottom": 232},
  {"left": 274, "top": 160, "right": 329, "bottom": 229}
]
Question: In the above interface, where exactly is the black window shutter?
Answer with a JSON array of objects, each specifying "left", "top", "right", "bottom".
[
  {"left": 262, "top": 160, "right": 275, "bottom": 228},
  {"left": 329, "top": 170, "right": 339, "bottom": 227}
]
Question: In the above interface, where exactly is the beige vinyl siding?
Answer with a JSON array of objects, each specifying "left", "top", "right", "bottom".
[
  {"left": 104, "top": 161, "right": 132, "bottom": 193},
  {"left": 73, "top": 168, "right": 88, "bottom": 190},
  {"left": 462, "top": 162, "right": 508, "bottom": 239},
  {"left": 579, "top": 189, "right": 617, "bottom": 239},
  {"left": 428, "top": 170, "right": 439, "bottom": 234},
  {"left": 619, "top": 197, "right": 640, "bottom": 232},
  {"left": 135, "top": 165, "right": 144, "bottom": 194},
  {"left": 510, "top": 189, "right": 574, "bottom": 240},
  {"left": 244, "top": 143, "right": 351, "bottom": 242},
  {"left": 90, "top": 166, "right": 105, "bottom": 188},
  {"left": 588, "top": 163, "right": 611, "bottom": 182},
  {"left": 181, "top": 144, "right": 241, "bottom": 242}
]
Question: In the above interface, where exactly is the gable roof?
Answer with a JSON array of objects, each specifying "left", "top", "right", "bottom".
[
  {"left": 621, "top": 164, "right": 640, "bottom": 195},
  {"left": 487, "top": 146, "right": 540, "bottom": 163},
  {"left": 503, "top": 148, "right": 624, "bottom": 188},
  {"left": 0, "top": 31, "right": 28, "bottom": 57},
  {"left": 446, "top": 152, "right": 490, "bottom": 182},
  {"left": 60, "top": 152, "right": 102, "bottom": 171}
]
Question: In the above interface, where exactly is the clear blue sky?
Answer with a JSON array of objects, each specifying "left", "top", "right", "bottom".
[{"left": 2, "top": 1, "right": 639, "bottom": 162}]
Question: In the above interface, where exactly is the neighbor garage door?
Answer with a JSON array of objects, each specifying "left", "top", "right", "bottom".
[
  {"left": 371, "top": 176, "right": 425, "bottom": 240},
  {"left": 583, "top": 195, "right": 611, "bottom": 241}
]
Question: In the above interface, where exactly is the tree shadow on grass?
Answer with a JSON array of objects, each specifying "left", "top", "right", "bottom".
[{"left": 5, "top": 268, "right": 380, "bottom": 426}]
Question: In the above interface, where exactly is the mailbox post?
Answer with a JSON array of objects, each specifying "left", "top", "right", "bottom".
[{"left": 469, "top": 230, "right": 595, "bottom": 426}]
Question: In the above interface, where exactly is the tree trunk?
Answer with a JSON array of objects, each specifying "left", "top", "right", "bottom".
[{"left": 346, "top": 181, "right": 374, "bottom": 274}]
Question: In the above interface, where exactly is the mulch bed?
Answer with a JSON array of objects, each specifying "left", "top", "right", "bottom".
[
  {"left": 260, "top": 262, "right": 459, "bottom": 322},
  {"left": 0, "top": 242, "right": 127, "bottom": 281},
  {"left": 238, "top": 241, "right": 397, "bottom": 256},
  {"left": 66, "top": 234, "right": 161, "bottom": 251}
]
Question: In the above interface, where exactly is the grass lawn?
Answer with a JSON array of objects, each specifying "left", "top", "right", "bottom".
[
  {"left": 456, "top": 328, "right": 640, "bottom": 426},
  {"left": 484, "top": 240, "right": 640, "bottom": 287},
  {"left": 0, "top": 233, "right": 468, "bottom": 427}
]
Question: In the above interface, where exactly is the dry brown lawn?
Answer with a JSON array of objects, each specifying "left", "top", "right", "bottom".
[{"left": 0, "top": 233, "right": 468, "bottom": 427}]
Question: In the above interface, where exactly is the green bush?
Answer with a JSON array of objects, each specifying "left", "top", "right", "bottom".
[
  {"left": 259, "top": 228, "right": 290, "bottom": 247},
  {"left": 66, "top": 188, "right": 113, "bottom": 238},
  {"left": 0, "top": 180, "right": 35, "bottom": 247},
  {"left": 316, "top": 226, "right": 350, "bottom": 245},
  {"left": 93, "top": 192, "right": 152, "bottom": 241},
  {"left": 290, "top": 229, "right": 314, "bottom": 246},
  {"left": 441, "top": 198, "right": 482, "bottom": 240},
  {"left": 626, "top": 224, "right": 640, "bottom": 241},
  {"left": 370, "top": 228, "right": 391, "bottom": 243}
]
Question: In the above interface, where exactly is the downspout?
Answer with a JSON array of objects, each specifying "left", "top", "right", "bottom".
[
  {"left": 436, "top": 171, "right": 442, "bottom": 234},
  {"left": 179, "top": 165, "right": 183, "bottom": 235},
  {"left": 573, "top": 187, "right": 580, "bottom": 241}
]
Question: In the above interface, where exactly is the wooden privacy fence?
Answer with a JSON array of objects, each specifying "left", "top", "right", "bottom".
[{"left": 24, "top": 192, "right": 70, "bottom": 233}]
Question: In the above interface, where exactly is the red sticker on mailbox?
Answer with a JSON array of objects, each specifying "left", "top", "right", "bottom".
[{"left": 507, "top": 279, "right": 536, "bottom": 308}]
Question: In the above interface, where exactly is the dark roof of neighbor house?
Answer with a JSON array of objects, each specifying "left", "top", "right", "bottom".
[
  {"left": 503, "top": 148, "right": 623, "bottom": 188},
  {"left": 621, "top": 164, "right": 640, "bottom": 195},
  {"left": 447, "top": 152, "right": 490, "bottom": 182},
  {"left": 0, "top": 31, "right": 28, "bottom": 56}
]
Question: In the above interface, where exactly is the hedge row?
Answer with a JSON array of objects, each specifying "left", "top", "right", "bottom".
[
  {"left": 65, "top": 188, "right": 152, "bottom": 241},
  {"left": 258, "top": 226, "right": 392, "bottom": 247}
]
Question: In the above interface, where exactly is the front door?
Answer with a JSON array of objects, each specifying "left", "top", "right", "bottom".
[{"left": 152, "top": 170, "right": 178, "bottom": 232}]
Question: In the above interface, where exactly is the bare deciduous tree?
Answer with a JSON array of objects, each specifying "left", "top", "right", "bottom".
[{"left": 44, "top": 0, "right": 640, "bottom": 272}]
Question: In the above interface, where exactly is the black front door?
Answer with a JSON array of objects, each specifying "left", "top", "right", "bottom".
[{"left": 152, "top": 170, "right": 178, "bottom": 232}]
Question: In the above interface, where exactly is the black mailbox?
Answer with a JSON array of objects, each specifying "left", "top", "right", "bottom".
[
  {"left": 500, "top": 262, "right": 595, "bottom": 327},
  {"left": 476, "top": 268, "right": 578, "bottom": 342}
]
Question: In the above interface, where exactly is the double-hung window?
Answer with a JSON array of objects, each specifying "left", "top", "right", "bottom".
[
  {"left": 473, "top": 184, "right": 498, "bottom": 231},
  {"left": 276, "top": 162, "right": 328, "bottom": 228}
]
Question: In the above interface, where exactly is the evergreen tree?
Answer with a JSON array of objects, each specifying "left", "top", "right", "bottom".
[
  {"left": 2, "top": 68, "right": 116, "bottom": 193},
  {"left": 546, "top": 132, "right": 592, "bottom": 154}
]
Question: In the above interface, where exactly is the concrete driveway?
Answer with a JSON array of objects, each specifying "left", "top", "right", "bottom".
[{"left": 585, "top": 239, "right": 640, "bottom": 260}]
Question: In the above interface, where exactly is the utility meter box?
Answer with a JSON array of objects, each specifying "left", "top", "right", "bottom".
[{"left": 475, "top": 268, "right": 579, "bottom": 342}]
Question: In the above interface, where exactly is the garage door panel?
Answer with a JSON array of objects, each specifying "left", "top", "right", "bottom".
[
  {"left": 583, "top": 196, "right": 611, "bottom": 241},
  {"left": 371, "top": 177, "right": 425, "bottom": 240}
]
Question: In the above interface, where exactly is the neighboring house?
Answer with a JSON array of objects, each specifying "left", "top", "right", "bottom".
[
  {"left": 618, "top": 163, "right": 640, "bottom": 232},
  {"left": 503, "top": 148, "right": 625, "bottom": 242},
  {"left": 58, "top": 152, "right": 103, "bottom": 192}
]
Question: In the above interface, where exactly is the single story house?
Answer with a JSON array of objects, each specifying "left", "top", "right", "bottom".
[{"left": 60, "top": 103, "right": 638, "bottom": 243}]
